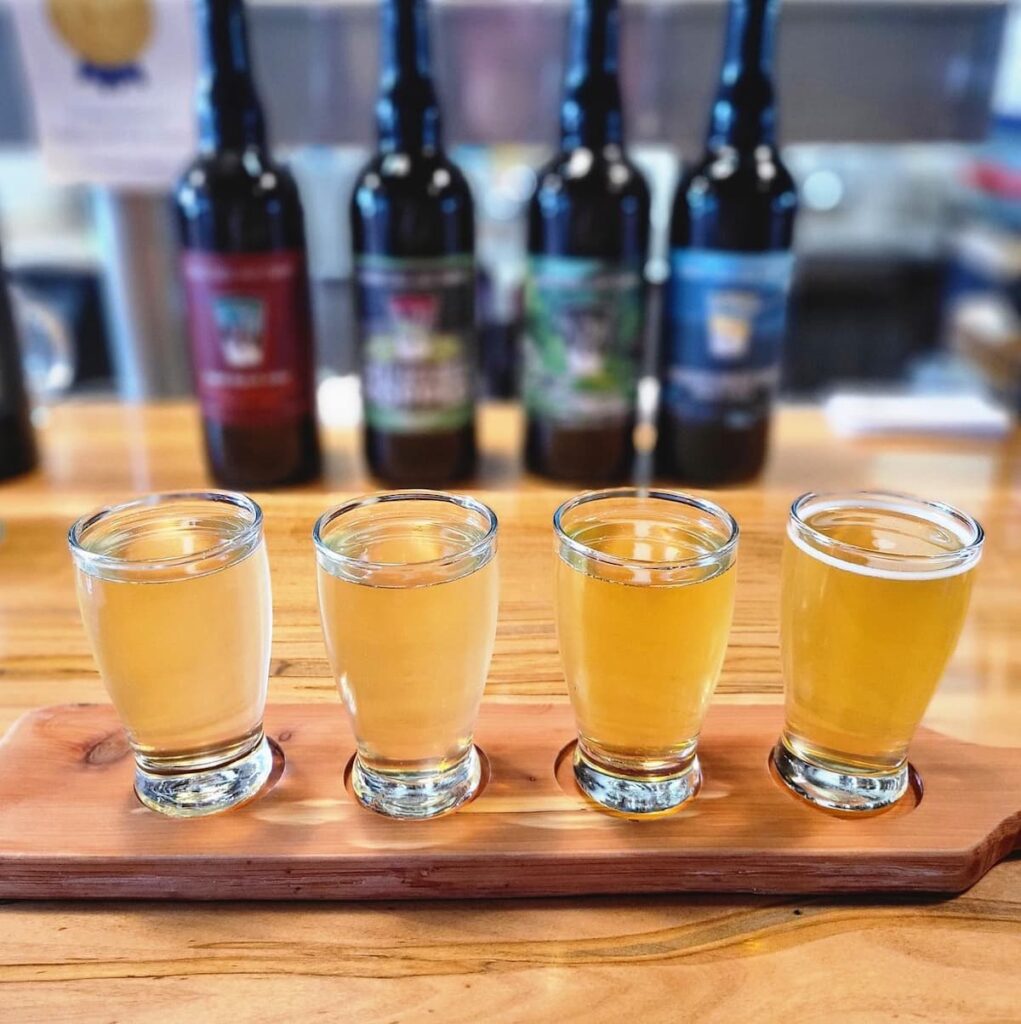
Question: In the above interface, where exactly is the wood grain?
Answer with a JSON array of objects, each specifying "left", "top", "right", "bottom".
[
  {"left": 1, "top": 702, "right": 1018, "bottom": 899},
  {"left": 0, "top": 400, "right": 1019, "bottom": 1021}
]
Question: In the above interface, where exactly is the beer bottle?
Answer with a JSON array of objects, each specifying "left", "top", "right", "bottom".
[
  {"left": 175, "top": 0, "right": 320, "bottom": 489},
  {"left": 351, "top": 0, "right": 476, "bottom": 486},
  {"left": 0, "top": 252, "right": 36, "bottom": 482},
  {"left": 524, "top": 0, "right": 650, "bottom": 483},
  {"left": 657, "top": 0, "right": 797, "bottom": 484}
]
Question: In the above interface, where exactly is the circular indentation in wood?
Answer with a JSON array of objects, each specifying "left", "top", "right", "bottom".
[
  {"left": 342, "top": 745, "right": 491, "bottom": 818},
  {"left": 472, "top": 746, "right": 492, "bottom": 806},
  {"left": 263, "top": 736, "right": 287, "bottom": 796},
  {"left": 767, "top": 749, "right": 922, "bottom": 818},
  {"left": 554, "top": 739, "right": 583, "bottom": 800}
]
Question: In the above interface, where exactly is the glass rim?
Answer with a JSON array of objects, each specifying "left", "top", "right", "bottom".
[
  {"left": 68, "top": 490, "right": 263, "bottom": 577},
  {"left": 789, "top": 489, "right": 984, "bottom": 575},
  {"left": 312, "top": 490, "right": 499, "bottom": 573},
  {"left": 553, "top": 488, "right": 740, "bottom": 572}
]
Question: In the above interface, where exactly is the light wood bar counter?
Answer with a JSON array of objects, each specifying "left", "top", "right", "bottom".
[{"left": 0, "top": 400, "right": 1018, "bottom": 1021}]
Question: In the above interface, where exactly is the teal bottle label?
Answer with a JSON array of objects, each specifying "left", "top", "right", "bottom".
[
  {"left": 664, "top": 249, "right": 794, "bottom": 424},
  {"left": 523, "top": 256, "right": 644, "bottom": 424},
  {"left": 355, "top": 255, "right": 475, "bottom": 433}
]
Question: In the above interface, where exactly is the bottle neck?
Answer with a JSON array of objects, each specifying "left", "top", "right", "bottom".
[
  {"left": 707, "top": 0, "right": 779, "bottom": 151},
  {"left": 377, "top": 0, "right": 442, "bottom": 154},
  {"left": 560, "top": 0, "right": 624, "bottom": 151},
  {"left": 196, "top": 0, "right": 267, "bottom": 153}
]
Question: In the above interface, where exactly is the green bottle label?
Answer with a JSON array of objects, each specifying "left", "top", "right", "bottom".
[
  {"left": 355, "top": 255, "right": 475, "bottom": 433},
  {"left": 523, "top": 256, "right": 644, "bottom": 424}
]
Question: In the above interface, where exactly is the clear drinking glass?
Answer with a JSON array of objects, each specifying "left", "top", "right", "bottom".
[
  {"left": 68, "top": 491, "right": 273, "bottom": 817},
  {"left": 773, "top": 490, "right": 984, "bottom": 812},
  {"left": 554, "top": 488, "right": 739, "bottom": 816},
  {"left": 314, "top": 491, "right": 499, "bottom": 819}
]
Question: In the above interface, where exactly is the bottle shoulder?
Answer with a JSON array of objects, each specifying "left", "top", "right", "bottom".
[
  {"left": 350, "top": 150, "right": 474, "bottom": 258},
  {"left": 175, "top": 150, "right": 305, "bottom": 251},
  {"left": 351, "top": 150, "right": 472, "bottom": 205},
  {"left": 678, "top": 146, "right": 796, "bottom": 201},
  {"left": 534, "top": 146, "right": 651, "bottom": 202},
  {"left": 176, "top": 150, "right": 301, "bottom": 211},
  {"left": 528, "top": 147, "right": 650, "bottom": 261},
  {"left": 670, "top": 146, "right": 797, "bottom": 251}
]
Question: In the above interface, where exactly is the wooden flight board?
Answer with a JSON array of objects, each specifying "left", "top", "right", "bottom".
[{"left": 0, "top": 701, "right": 1018, "bottom": 900}]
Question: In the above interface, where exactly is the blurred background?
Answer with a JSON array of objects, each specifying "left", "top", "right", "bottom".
[{"left": 0, "top": 0, "right": 1018, "bottom": 426}]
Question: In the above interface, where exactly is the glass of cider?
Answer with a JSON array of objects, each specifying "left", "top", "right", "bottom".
[
  {"left": 68, "top": 491, "right": 273, "bottom": 817},
  {"left": 554, "top": 488, "right": 739, "bottom": 816},
  {"left": 314, "top": 491, "right": 499, "bottom": 819},
  {"left": 773, "top": 490, "right": 984, "bottom": 813}
]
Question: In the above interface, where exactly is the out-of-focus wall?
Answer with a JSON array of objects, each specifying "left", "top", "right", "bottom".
[{"left": 0, "top": 0, "right": 1009, "bottom": 149}]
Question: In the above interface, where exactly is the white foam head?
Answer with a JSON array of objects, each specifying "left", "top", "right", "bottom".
[{"left": 787, "top": 494, "right": 983, "bottom": 581}]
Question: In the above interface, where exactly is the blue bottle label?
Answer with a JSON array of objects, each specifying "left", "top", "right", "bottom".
[
  {"left": 354, "top": 255, "right": 475, "bottom": 433},
  {"left": 523, "top": 257, "right": 645, "bottom": 425},
  {"left": 664, "top": 249, "right": 794, "bottom": 425}
]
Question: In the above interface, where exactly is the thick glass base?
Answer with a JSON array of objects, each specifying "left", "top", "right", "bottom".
[
  {"left": 352, "top": 746, "right": 482, "bottom": 820},
  {"left": 771, "top": 735, "right": 909, "bottom": 813},
  {"left": 573, "top": 744, "right": 702, "bottom": 817},
  {"left": 134, "top": 734, "right": 273, "bottom": 818}
]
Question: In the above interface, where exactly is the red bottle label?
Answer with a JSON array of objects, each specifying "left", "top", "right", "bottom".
[{"left": 181, "top": 250, "right": 315, "bottom": 426}]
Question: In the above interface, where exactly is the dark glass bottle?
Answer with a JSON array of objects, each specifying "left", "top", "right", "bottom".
[
  {"left": 351, "top": 0, "right": 476, "bottom": 486},
  {"left": 524, "top": 0, "right": 650, "bottom": 483},
  {"left": 0, "top": 257, "right": 36, "bottom": 483},
  {"left": 175, "top": 0, "right": 320, "bottom": 489},
  {"left": 656, "top": 0, "right": 797, "bottom": 485}
]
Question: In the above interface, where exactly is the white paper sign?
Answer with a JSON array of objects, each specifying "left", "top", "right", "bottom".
[{"left": 10, "top": 0, "right": 198, "bottom": 189}]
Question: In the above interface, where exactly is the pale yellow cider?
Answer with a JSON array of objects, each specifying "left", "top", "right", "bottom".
[
  {"left": 75, "top": 525, "right": 271, "bottom": 760},
  {"left": 556, "top": 518, "right": 736, "bottom": 765},
  {"left": 782, "top": 505, "right": 975, "bottom": 770},
  {"left": 317, "top": 521, "right": 498, "bottom": 774}
]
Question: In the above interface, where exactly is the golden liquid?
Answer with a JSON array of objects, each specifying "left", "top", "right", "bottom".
[
  {"left": 556, "top": 517, "right": 736, "bottom": 769},
  {"left": 781, "top": 506, "right": 976, "bottom": 770},
  {"left": 317, "top": 519, "right": 498, "bottom": 773},
  {"left": 75, "top": 522, "right": 271, "bottom": 762}
]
